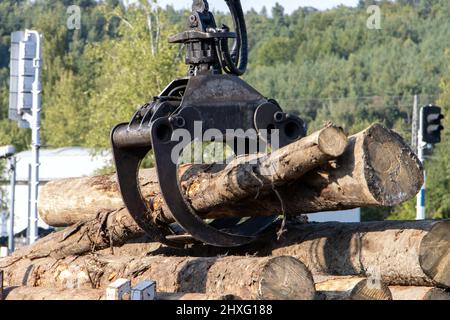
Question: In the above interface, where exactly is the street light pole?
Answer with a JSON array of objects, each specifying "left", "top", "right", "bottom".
[{"left": 17, "top": 30, "right": 42, "bottom": 244}]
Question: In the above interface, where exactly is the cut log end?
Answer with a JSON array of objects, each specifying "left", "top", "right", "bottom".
[
  {"left": 421, "top": 288, "right": 450, "bottom": 300},
  {"left": 315, "top": 276, "right": 392, "bottom": 301},
  {"left": 351, "top": 279, "right": 392, "bottom": 300},
  {"left": 419, "top": 220, "right": 450, "bottom": 288},
  {"left": 258, "top": 256, "right": 316, "bottom": 300},
  {"left": 317, "top": 126, "right": 348, "bottom": 157},
  {"left": 363, "top": 124, "right": 424, "bottom": 206}
]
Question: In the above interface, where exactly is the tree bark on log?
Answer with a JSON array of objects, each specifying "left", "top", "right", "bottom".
[
  {"left": 257, "top": 220, "right": 450, "bottom": 288},
  {"left": 389, "top": 286, "right": 450, "bottom": 300},
  {"left": 314, "top": 276, "right": 392, "bottom": 300},
  {"left": 3, "top": 286, "right": 237, "bottom": 301},
  {"left": 2, "top": 220, "right": 448, "bottom": 291},
  {"left": 39, "top": 123, "right": 422, "bottom": 227},
  {"left": 149, "top": 220, "right": 449, "bottom": 288},
  {"left": 0, "top": 255, "right": 316, "bottom": 300}
]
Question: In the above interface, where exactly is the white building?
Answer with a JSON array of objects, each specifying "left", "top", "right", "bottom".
[{"left": 0, "top": 147, "right": 112, "bottom": 235}]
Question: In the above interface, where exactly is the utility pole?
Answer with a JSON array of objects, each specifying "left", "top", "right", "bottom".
[{"left": 9, "top": 30, "right": 42, "bottom": 244}]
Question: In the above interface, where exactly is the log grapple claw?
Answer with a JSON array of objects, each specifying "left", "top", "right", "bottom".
[{"left": 111, "top": 0, "right": 307, "bottom": 247}]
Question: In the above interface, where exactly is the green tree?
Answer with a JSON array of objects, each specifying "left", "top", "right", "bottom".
[{"left": 82, "top": 4, "right": 184, "bottom": 148}]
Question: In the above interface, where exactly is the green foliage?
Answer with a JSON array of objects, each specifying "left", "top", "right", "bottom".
[
  {"left": 255, "top": 37, "right": 296, "bottom": 66},
  {"left": 42, "top": 70, "right": 90, "bottom": 147},
  {"left": 83, "top": 6, "right": 183, "bottom": 148}
]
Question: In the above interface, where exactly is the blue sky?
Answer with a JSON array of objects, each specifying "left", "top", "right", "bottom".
[{"left": 127, "top": 0, "right": 360, "bottom": 13}]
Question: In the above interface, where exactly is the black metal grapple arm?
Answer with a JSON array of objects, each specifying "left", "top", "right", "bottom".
[{"left": 222, "top": 0, "right": 248, "bottom": 75}]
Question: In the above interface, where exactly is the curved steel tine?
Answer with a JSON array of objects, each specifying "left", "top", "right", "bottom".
[
  {"left": 111, "top": 123, "right": 182, "bottom": 248},
  {"left": 150, "top": 117, "right": 257, "bottom": 248}
]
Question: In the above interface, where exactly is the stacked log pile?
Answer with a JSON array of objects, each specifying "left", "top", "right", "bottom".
[{"left": 1, "top": 123, "right": 448, "bottom": 300}]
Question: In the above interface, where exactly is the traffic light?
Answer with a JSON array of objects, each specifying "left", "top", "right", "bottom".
[{"left": 421, "top": 105, "right": 444, "bottom": 144}]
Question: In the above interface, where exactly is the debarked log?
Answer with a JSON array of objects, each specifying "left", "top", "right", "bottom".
[{"left": 0, "top": 255, "right": 316, "bottom": 300}]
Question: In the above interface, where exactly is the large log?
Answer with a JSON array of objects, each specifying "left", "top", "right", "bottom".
[
  {"left": 314, "top": 276, "right": 392, "bottom": 300},
  {"left": 389, "top": 286, "right": 450, "bottom": 300},
  {"left": 258, "top": 220, "right": 450, "bottom": 288},
  {"left": 39, "top": 125, "right": 348, "bottom": 227},
  {"left": 0, "top": 254, "right": 316, "bottom": 300},
  {"left": 39, "top": 123, "right": 422, "bottom": 227}
]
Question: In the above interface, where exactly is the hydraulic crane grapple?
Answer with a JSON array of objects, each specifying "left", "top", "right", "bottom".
[{"left": 111, "top": 0, "right": 307, "bottom": 248}]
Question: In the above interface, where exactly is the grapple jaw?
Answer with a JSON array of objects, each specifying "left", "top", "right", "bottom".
[{"left": 110, "top": 1, "right": 308, "bottom": 248}]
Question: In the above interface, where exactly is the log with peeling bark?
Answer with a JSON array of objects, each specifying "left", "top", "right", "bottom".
[
  {"left": 314, "top": 276, "right": 392, "bottom": 300},
  {"left": 3, "top": 286, "right": 237, "bottom": 301},
  {"left": 256, "top": 220, "right": 450, "bottom": 289},
  {"left": 39, "top": 124, "right": 422, "bottom": 226},
  {"left": 0, "top": 255, "right": 316, "bottom": 300},
  {"left": 22, "top": 124, "right": 423, "bottom": 261},
  {"left": 389, "top": 286, "right": 450, "bottom": 300},
  {"left": 39, "top": 125, "right": 349, "bottom": 227}
]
